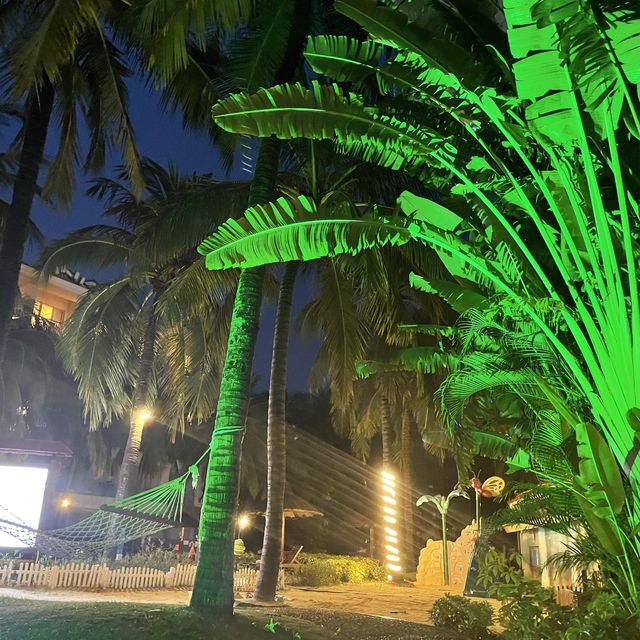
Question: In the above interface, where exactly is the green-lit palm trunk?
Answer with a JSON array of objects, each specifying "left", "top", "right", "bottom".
[
  {"left": 190, "top": 0, "right": 312, "bottom": 613},
  {"left": 400, "top": 407, "right": 414, "bottom": 570},
  {"left": 190, "top": 140, "right": 279, "bottom": 613},
  {"left": 114, "top": 310, "right": 157, "bottom": 502},
  {"left": 255, "top": 261, "right": 299, "bottom": 602},
  {"left": 0, "top": 81, "right": 54, "bottom": 364}
]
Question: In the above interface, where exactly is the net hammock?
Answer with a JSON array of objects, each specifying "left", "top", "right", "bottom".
[{"left": 0, "top": 449, "right": 208, "bottom": 558}]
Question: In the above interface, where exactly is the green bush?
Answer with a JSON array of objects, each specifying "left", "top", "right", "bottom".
[
  {"left": 430, "top": 594, "right": 493, "bottom": 640},
  {"left": 477, "top": 549, "right": 639, "bottom": 640},
  {"left": 292, "top": 554, "right": 385, "bottom": 587}
]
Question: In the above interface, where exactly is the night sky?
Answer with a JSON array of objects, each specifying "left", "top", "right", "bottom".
[{"left": 19, "top": 79, "right": 320, "bottom": 393}]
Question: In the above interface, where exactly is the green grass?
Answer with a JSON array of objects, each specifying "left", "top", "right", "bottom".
[{"left": 0, "top": 598, "right": 313, "bottom": 640}]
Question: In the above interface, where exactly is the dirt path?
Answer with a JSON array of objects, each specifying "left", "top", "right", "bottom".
[{"left": 0, "top": 582, "right": 479, "bottom": 627}]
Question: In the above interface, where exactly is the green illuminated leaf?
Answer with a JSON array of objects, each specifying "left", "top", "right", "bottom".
[
  {"left": 409, "top": 273, "right": 488, "bottom": 314},
  {"left": 198, "top": 195, "right": 417, "bottom": 269},
  {"left": 305, "top": 35, "right": 385, "bottom": 83},
  {"left": 575, "top": 422, "right": 626, "bottom": 514}
]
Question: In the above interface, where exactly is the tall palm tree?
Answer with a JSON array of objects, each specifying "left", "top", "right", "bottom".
[
  {"left": 253, "top": 260, "right": 299, "bottom": 601},
  {"left": 38, "top": 160, "right": 245, "bottom": 501},
  {"left": 0, "top": 0, "right": 144, "bottom": 366}
]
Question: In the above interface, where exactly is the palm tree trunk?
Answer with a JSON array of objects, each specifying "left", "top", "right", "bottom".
[
  {"left": 400, "top": 407, "right": 414, "bottom": 570},
  {"left": 190, "top": 0, "right": 312, "bottom": 613},
  {"left": 255, "top": 261, "right": 299, "bottom": 602},
  {"left": 190, "top": 139, "right": 278, "bottom": 613},
  {"left": 0, "top": 81, "right": 54, "bottom": 364},
  {"left": 114, "top": 309, "right": 157, "bottom": 502},
  {"left": 380, "top": 395, "right": 393, "bottom": 468}
]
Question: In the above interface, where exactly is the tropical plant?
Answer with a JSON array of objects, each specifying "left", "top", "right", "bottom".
[
  {"left": 37, "top": 160, "right": 243, "bottom": 502},
  {"left": 195, "top": 0, "right": 640, "bottom": 609},
  {"left": 0, "top": 0, "right": 144, "bottom": 367}
]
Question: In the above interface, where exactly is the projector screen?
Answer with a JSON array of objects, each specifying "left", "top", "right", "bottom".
[{"left": 0, "top": 465, "right": 49, "bottom": 548}]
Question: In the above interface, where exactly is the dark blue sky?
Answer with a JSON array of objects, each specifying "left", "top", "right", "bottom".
[{"left": 20, "top": 79, "right": 320, "bottom": 392}]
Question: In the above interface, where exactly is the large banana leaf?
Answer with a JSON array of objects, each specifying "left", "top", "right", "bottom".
[
  {"left": 198, "top": 194, "right": 417, "bottom": 269},
  {"left": 211, "top": 81, "right": 453, "bottom": 175},
  {"left": 335, "top": 0, "right": 482, "bottom": 87},
  {"left": 409, "top": 273, "right": 488, "bottom": 314}
]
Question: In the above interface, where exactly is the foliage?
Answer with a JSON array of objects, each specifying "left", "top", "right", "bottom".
[
  {"left": 477, "top": 549, "right": 639, "bottom": 639},
  {"left": 200, "top": 0, "right": 640, "bottom": 607},
  {"left": 291, "top": 554, "right": 385, "bottom": 587},
  {"left": 430, "top": 594, "right": 493, "bottom": 640},
  {"left": 37, "top": 160, "right": 242, "bottom": 434}
]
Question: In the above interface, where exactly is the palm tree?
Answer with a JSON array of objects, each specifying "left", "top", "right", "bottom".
[
  {"left": 0, "top": 1, "right": 144, "bottom": 366},
  {"left": 38, "top": 161, "right": 245, "bottom": 501},
  {"left": 253, "top": 260, "right": 299, "bottom": 601},
  {"left": 165, "top": 0, "right": 315, "bottom": 612}
]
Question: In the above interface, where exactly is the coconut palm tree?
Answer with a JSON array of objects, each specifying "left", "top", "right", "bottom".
[
  {"left": 0, "top": 0, "right": 145, "bottom": 366},
  {"left": 37, "top": 160, "right": 246, "bottom": 501}
]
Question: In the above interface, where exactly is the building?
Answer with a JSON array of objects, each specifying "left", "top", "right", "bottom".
[{"left": 17, "top": 264, "right": 94, "bottom": 328}]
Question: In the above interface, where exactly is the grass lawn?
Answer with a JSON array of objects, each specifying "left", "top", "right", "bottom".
[
  {"left": 0, "top": 596, "right": 453, "bottom": 640},
  {"left": 0, "top": 598, "right": 316, "bottom": 640}
]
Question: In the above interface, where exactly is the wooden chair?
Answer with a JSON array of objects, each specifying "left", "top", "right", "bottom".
[{"left": 280, "top": 545, "right": 303, "bottom": 569}]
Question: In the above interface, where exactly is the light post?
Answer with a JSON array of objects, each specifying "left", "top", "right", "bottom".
[{"left": 416, "top": 488, "right": 469, "bottom": 585}]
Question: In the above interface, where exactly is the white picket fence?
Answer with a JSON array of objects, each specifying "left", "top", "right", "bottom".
[{"left": 0, "top": 561, "right": 284, "bottom": 593}]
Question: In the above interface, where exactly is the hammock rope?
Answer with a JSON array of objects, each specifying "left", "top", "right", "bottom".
[{"left": 0, "top": 447, "right": 210, "bottom": 558}]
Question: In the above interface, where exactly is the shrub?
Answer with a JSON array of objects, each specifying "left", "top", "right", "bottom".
[
  {"left": 477, "top": 549, "right": 639, "bottom": 640},
  {"left": 430, "top": 594, "right": 493, "bottom": 640},
  {"left": 292, "top": 554, "right": 385, "bottom": 587}
]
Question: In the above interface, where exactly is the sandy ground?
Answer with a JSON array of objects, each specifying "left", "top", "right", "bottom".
[{"left": 0, "top": 582, "right": 481, "bottom": 627}]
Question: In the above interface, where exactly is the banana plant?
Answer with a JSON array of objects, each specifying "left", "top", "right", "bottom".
[{"left": 416, "top": 488, "right": 470, "bottom": 585}]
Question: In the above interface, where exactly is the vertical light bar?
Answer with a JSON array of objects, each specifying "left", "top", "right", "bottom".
[{"left": 381, "top": 469, "right": 401, "bottom": 578}]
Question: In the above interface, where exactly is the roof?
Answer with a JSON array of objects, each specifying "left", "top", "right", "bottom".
[
  {"left": 247, "top": 493, "right": 323, "bottom": 519},
  {"left": 0, "top": 438, "right": 73, "bottom": 458}
]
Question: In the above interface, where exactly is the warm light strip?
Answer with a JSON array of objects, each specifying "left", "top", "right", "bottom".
[{"left": 381, "top": 469, "right": 401, "bottom": 575}]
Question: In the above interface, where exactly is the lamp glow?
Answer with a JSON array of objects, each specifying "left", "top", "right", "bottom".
[
  {"left": 238, "top": 513, "right": 251, "bottom": 530},
  {"left": 138, "top": 409, "right": 152, "bottom": 423},
  {"left": 0, "top": 466, "right": 48, "bottom": 548},
  {"left": 60, "top": 498, "right": 71, "bottom": 509}
]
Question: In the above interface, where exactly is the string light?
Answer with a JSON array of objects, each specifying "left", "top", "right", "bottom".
[{"left": 381, "top": 470, "right": 402, "bottom": 576}]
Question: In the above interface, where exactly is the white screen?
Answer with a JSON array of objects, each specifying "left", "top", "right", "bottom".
[{"left": 0, "top": 465, "right": 49, "bottom": 548}]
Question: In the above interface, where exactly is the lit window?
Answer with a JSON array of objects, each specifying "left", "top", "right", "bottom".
[{"left": 33, "top": 301, "right": 54, "bottom": 320}]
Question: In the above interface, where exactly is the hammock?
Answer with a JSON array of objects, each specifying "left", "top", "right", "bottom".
[{"left": 0, "top": 450, "right": 207, "bottom": 558}]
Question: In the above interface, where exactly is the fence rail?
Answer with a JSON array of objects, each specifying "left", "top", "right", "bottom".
[{"left": 0, "top": 561, "right": 284, "bottom": 593}]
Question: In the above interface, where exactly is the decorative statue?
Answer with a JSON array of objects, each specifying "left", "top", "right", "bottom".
[
  {"left": 470, "top": 475, "right": 505, "bottom": 534},
  {"left": 416, "top": 488, "right": 470, "bottom": 585}
]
